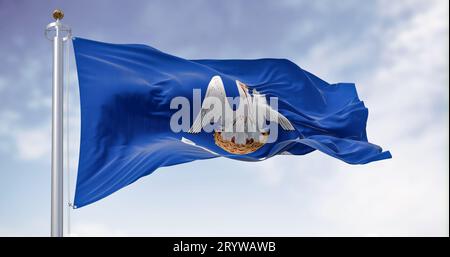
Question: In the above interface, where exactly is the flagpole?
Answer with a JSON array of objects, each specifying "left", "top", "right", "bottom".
[{"left": 45, "top": 9, "right": 71, "bottom": 237}]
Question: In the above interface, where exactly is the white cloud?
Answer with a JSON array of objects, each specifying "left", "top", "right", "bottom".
[
  {"left": 0, "top": 0, "right": 447, "bottom": 236},
  {"left": 26, "top": 88, "right": 52, "bottom": 110},
  {"left": 0, "top": 77, "right": 6, "bottom": 93},
  {"left": 243, "top": 0, "right": 449, "bottom": 236},
  {"left": 0, "top": 110, "right": 20, "bottom": 154},
  {"left": 250, "top": 158, "right": 286, "bottom": 187},
  {"left": 0, "top": 50, "right": 80, "bottom": 162},
  {"left": 15, "top": 125, "right": 51, "bottom": 161},
  {"left": 0, "top": 109, "right": 51, "bottom": 161}
]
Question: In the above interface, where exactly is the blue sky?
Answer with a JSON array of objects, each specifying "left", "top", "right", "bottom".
[{"left": 0, "top": 0, "right": 448, "bottom": 236}]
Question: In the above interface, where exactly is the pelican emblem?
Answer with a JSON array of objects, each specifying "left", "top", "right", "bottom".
[{"left": 188, "top": 75, "right": 294, "bottom": 154}]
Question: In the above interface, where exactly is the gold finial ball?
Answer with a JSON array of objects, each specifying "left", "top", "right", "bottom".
[{"left": 52, "top": 9, "right": 64, "bottom": 20}]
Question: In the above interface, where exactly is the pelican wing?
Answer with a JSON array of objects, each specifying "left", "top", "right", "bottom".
[
  {"left": 235, "top": 80, "right": 256, "bottom": 124},
  {"left": 265, "top": 105, "right": 295, "bottom": 131},
  {"left": 189, "top": 76, "right": 229, "bottom": 133},
  {"left": 251, "top": 89, "right": 294, "bottom": 131}
]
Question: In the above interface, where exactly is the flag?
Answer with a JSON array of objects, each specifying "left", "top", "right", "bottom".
[{"left": 72, "top": 37, "right": 391, "bottom": 208}]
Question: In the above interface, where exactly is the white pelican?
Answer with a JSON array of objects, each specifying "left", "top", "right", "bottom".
[{"left": 188, "top": 75, "right": 294, "bottom": 145}]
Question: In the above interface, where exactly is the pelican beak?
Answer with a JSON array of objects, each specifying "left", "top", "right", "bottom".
[{"left": 237, "top": 81, "right": 248, "bottom": 97}]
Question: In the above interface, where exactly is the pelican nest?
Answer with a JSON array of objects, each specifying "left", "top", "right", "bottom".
[{"left": 214, "top": 131, "right": 265, "bottom": 155}]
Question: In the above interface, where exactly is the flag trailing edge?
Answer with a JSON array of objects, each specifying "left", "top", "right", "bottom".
[{"left": 72, "top": 37, "right": 391, "bottom": 208}]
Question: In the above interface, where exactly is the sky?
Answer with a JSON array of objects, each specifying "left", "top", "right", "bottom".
[{"left": 0, "top": 0, "right": 448, "bottom": 236}]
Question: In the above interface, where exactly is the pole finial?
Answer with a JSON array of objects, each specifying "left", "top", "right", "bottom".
[
  {"left": 52, "top": 9, "right": 64, "bottom": 20},
  {"left": 45, "top": 10, "right": 71, "bottom": 41}
]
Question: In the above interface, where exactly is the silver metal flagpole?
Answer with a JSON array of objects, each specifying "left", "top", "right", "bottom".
[{"left": 45, "top": 9, "right": 71, "bottom": 237}]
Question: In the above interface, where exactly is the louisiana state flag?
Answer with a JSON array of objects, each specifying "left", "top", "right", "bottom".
[{"left": 72, "top": 37, "right": 391, "bottom": 208}]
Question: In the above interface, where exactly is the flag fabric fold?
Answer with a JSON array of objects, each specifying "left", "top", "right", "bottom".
[{"left": 72, "top": 37, "right": 391, "bottom": 208}]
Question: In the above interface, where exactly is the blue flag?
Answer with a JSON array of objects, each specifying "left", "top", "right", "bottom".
[{"left": 72, "top": 37, "right": 391, "bottom": 208}]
